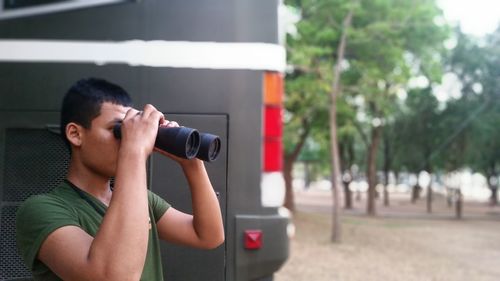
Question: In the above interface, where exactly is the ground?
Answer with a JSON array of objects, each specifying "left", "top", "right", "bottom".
[{"left": 274, "top": 188, "right": 500, "bottom": 281}]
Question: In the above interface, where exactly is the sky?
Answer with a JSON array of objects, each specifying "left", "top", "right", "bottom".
[{"left": 437, "top": 0, "right": 500, "bottom": 36}]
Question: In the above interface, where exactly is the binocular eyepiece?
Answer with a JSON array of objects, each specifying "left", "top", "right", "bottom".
[{"left": 113, "top": 123, "right": 221, "bottom": 162}]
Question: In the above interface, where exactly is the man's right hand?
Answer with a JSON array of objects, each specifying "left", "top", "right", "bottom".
[{"left": 119, "top": 104, "right": 165, "bottom": 157}]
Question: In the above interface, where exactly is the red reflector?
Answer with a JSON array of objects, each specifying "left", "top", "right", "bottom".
[
  {"left": 244, "top": 230, "right": 263, "bottom": 250},
  {"left": 264, "top": 138, "right": 282, "bottom": 171},
  {"left": 264, "top": 106, "right": 283, "bottom": 137}
]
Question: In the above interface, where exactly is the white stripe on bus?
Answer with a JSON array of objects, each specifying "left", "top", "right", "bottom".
[{"left": 0, "top": 40, "right": 286, "bottom": 72}]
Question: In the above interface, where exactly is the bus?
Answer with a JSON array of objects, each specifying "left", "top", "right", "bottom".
[{"left": 0, "top": 1, "right": 290, "bottom": 280}]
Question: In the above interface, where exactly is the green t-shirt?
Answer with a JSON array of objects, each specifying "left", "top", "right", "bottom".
[{"left": 16, "top": 181, "right": 170, "bottom": 281}]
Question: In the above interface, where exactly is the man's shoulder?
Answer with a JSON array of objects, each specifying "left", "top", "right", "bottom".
[
  {"left": 20, "top": 187, "right": 68, "bottom": 206},
  {"left": 16, "top": 186, "right": 81, "bottom": 274},
  {"left": 17, "top": 186, "right": 76, "bottom": 220},
  {"left": 20, "top": 193, "right": 59, "bottom": 210}
]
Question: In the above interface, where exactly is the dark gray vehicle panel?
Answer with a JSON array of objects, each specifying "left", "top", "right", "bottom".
[
  {"left": 0, "top": 0, "right": 288, "bottom": 280},
  {"left": 0, "top": 0, "right": 278, "bottom": 43}
]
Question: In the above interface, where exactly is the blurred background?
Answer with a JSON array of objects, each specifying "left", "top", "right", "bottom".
[{"left": 276, "top": 0, "right": 500, "bottom": 280}]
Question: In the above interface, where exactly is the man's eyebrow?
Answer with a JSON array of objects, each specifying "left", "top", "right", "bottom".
[{"left": 107, "top": 118, "right": 122, "bottom": 126}]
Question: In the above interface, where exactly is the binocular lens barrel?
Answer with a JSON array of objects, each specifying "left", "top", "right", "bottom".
[
  {"left": 155, "top": 126, "right": 200, "bottom": 159},
  {"left": 197, "top": 133, "right": 221, "bottom": 162},
  {"left": 113, "top": 123, "right": 220, "bottom": 162}
]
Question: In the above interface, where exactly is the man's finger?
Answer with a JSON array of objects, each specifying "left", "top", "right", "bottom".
[
  {"left": 124, "top": 108, "right": 141, "bottom": 120},
  {"left": 166, "top": 121, "right": 179, "bottom": 127}
]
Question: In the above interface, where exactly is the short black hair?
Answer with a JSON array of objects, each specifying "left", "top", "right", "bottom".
[{"left": 60, "top": 78, "right": 133, "bottom": 149}]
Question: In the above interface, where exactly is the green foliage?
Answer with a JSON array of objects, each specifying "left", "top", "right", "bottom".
[
  {"left": 284, "top": 0, "right": 449, "bottom": 179},
  {"left": 442, "top": 27, "right": 500, "bottom": 178},
  {"left": 396, "top": 87, "right": 445, "bottom": 172},
  {"left": 284, "top": 0, "right": 499, "bottom": 198}
]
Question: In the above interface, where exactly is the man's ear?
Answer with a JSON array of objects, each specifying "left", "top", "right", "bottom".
[{"left": 65, "top": 122, "right": 84, "bottom": 147}]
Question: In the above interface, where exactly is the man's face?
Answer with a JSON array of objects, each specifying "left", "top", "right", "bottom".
[{"left": 79, "top": 102, "right": 130, "bottom": 178}]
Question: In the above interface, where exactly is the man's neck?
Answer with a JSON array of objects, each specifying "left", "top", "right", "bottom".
[{"left": 66, "top": 163, "right": 113, "bottom": 206}]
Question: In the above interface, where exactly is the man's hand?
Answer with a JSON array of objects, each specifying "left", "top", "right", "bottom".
[
  {"left": 120, "top": 104, "right": 165, "bottom": 158},
  {"left": 153, "top": 118, "right": 196, "bottom": 165}
]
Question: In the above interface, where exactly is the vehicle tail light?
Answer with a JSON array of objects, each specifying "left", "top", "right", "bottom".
[{"left": 261, "top": 71, "right": 285, "bottom": 207}]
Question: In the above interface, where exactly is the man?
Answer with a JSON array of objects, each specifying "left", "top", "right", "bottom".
[{"left": 16, "top": 78, "right": 224, "bottom": 280}]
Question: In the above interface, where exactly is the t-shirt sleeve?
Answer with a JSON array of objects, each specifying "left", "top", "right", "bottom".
[
  {"left": 16, "top": 195, "right": 80, "bottom": 271},
  {"left": 147, "top": 190, "right": 171, "bottom": 223}
]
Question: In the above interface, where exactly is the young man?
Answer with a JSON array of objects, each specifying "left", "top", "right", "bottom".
[{"left": 16, "top": 78, "right": 224, "bottom": 281}]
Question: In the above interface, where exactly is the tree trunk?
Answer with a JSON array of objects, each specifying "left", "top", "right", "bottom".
[
  {"left": 489, "top": 185, "right": 498, "bottom": 206},
  {"left": 329, "top": 8, "right": 353, "bottom": 243},
  {"left": 426, "top": 176, "right": 433, "bottom": 213},
  {"left": 383, "top": 177, "right": 389, "bottom": 206},
  {"left": 343, "top": 178, "right": 353, "bottom": 209},
  {"left": 426, "top": 168, "right": 433, "bottom": 213},
  {"left": 491, "top": 188, "right": 498, "bottom": 206},
  {"left": 455, "top": 189, "right": 463, "bottom": 219},
  {"left": 283, "top": 157, "right": 296, "bottom": 211},
  {"left": 487, "top": 173, "right": 498, "bottom": 206},
  {"left": 283, "top": 118, "right": 313, "bottom": 212},
  {"left": 411, "top": 183, "right": 421, "bottom": 203},
  {"left": 383, "top": 136, "right": 391, "bottom": 206},
  {"left": 367, "top": 124, "right": 382, "bottom": 216},
  {"left": 329, "top": 88, "right": 342, "bottom": 243}
]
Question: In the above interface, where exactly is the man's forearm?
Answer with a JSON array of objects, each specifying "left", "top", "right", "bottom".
[
  {"left": 88, "top": 149, "right": 150, "bottom": 280},
  {"left": 182, "top": 160, "right": 225, "bottom": 249}
]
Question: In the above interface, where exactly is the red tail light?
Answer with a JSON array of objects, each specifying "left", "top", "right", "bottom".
[
  {"left": 263, "top": 72, "right": 284, "bottom": 172},
  {"left": 264, "top": 106, "right": 283, "bottom": 137},
  {"left": 261, "top": 71, "right": 286, "bottom": 207}
]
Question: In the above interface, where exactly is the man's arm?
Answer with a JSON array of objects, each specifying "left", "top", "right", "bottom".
[
  {"left": 38, "top": 145, "right": 149, "bottom": 281},
  {"left": 38, "top": 105, "right": 163, "bottom": 281},
  {"left": 156, "top": 159, "right": 225, "bottom": 249}
]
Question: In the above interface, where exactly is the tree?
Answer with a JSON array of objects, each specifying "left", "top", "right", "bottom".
[
  {"left": 445, "top": 27, "right": 500, "bottom": 205},
  {"left": 380, "top": 105, "right": 407, "bottom": 207},
  {"left": 285, "top": 0, "right": 358, "bottom": 242},
  {"left": 285, "top": 0, "right": 448, "bottom": 242},
  {"left": 328, "top": 4, "right": 353, "bottom": 242},
  {"left": 342, "top": 0, "right": 448, "bottom": 215},
  {"left": 399, "top": 87, "right": 445, "bottom": 212},
  {"left": 338, "top": 103, "right": 358, "bottom": 209},
  {"left": 284, "top": 70, "right": 329, "bottom": 211}
]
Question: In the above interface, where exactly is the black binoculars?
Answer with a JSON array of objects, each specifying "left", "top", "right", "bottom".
[{"left": 113, "top": 123, "right": 221, "bottom": 162}]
